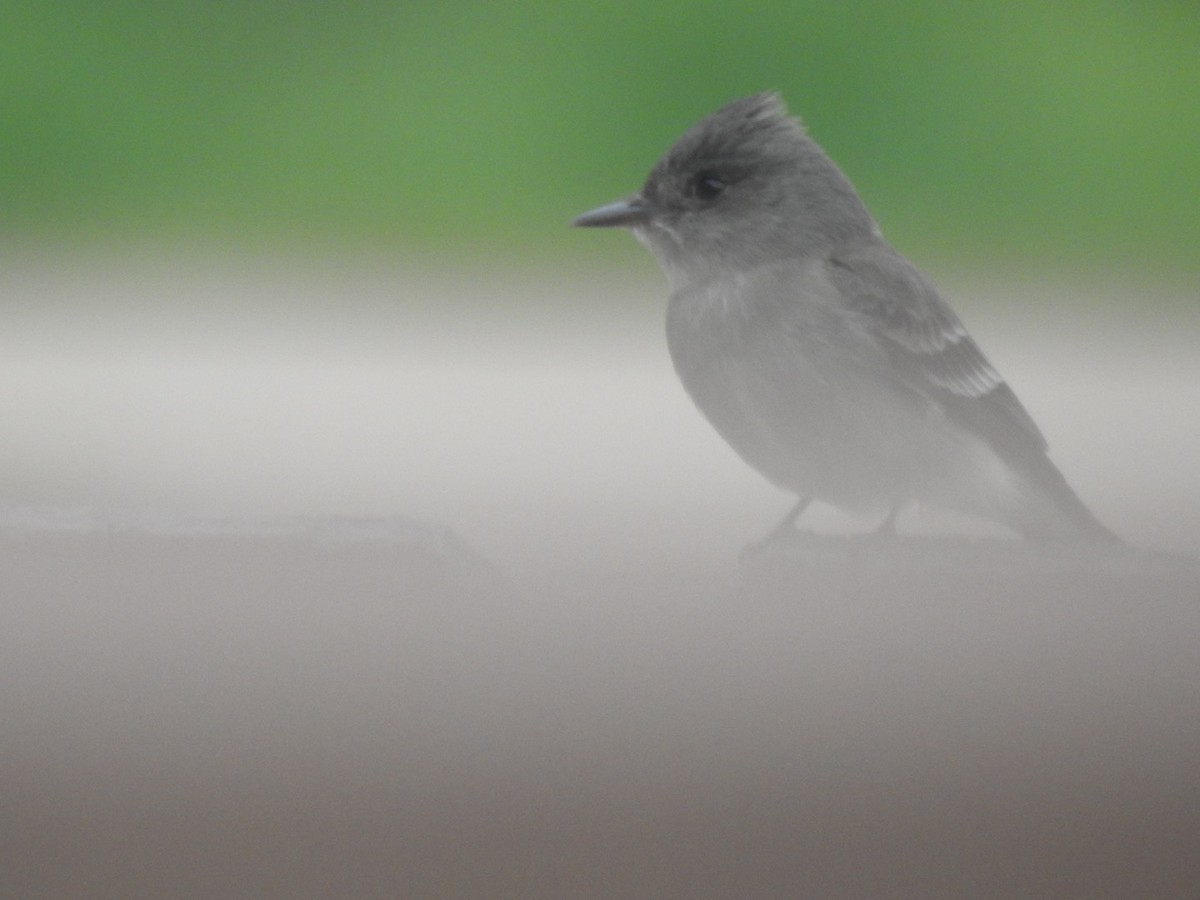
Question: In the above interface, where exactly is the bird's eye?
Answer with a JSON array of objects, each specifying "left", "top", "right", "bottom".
[{"left": 689, "top": 172, "right": 726, "bottom": 201}]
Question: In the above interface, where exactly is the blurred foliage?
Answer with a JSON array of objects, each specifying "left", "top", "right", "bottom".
[{"left": 1, "top": 0, "right": 1197, "bottom": 270}]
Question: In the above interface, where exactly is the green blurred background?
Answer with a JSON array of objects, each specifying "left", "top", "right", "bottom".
[{"left": 2, "top": 0, "right": 1197, "bottom": 273}]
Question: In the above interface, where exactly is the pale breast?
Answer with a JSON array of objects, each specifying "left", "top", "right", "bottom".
[{"left": 664, "top": 261, "right": 968, "bottom": 510}]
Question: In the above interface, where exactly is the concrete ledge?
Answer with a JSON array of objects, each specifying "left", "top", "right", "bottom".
[{"left": 1, "top": 513, "right": 1196, "bottom": 897}]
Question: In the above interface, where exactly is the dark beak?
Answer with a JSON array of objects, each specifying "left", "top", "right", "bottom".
[{"left": 571, "top": 195, "right": 651, "bottom": 228}]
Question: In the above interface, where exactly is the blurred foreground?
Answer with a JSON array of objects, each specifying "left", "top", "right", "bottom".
[{"left": 1, "top": 254, "right": 1197, "bottom": 896}]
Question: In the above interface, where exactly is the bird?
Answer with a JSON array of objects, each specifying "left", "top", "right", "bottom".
[{"left": 572, "top": 91, "right": 1118, "bottom": 546}]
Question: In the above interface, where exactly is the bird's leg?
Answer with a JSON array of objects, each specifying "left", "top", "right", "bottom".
[
  {"left": 768, "top": 495, "right": 812, "bottom": 539},
  {"left": 740, "top": 496, "right": 811, "bottom": 561},
  {"left": 873, "top": 503, "right": 901, "bottom": 537}
]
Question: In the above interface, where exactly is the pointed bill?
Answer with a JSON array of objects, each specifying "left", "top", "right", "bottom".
[{"left": 572, "top": 196, "right": 650, "bottom": 228}]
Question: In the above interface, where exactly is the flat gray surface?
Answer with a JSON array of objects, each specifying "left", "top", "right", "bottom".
[
  {"left": 1, "top": 524, "right": 1196, "bottom": 898},
  {"left": 1, "top": 257, "right": 1197, "bottom": 897}
]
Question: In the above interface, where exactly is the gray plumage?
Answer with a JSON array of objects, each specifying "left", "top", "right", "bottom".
[{"left": 574, "top": 92, "right": 1116, "bottom": 543}]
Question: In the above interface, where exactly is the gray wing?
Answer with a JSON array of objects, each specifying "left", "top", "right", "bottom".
[
  {"left": 824, "top": 244, "right": 1117, "bottom": 542},
  {"left": 827, "top": 243, "right": 1048, "bottom": 454}
]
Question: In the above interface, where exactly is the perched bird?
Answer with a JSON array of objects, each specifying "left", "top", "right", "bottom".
[{"left": 573, "top": 92, "right": 1117, "bottom": 545}]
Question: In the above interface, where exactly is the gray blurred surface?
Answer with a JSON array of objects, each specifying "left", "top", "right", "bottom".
[{"left": 1, "top": 256, "right": 1197, "bottom": 896}]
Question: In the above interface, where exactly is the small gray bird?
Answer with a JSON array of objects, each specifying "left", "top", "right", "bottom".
[{"left": 574, "top": 92, "right": 1117, "bottom": 544}]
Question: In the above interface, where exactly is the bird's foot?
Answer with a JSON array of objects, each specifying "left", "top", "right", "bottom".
[
  {"left": 740, "top": 497, "right": 811, "bottom": 562},
  {"left": 742, "top": 504, "right": 902, "bottom": 562},
  {"left": 739, "top": 527, "right": 795, "bottom": 563}
]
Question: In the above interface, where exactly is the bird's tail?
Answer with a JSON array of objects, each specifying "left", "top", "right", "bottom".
[{"left": 1002, "top": 452, "right": 1121, "bottom": 544}]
